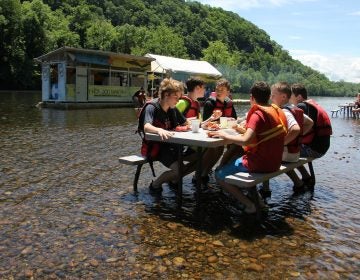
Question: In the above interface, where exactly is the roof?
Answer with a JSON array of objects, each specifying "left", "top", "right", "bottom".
[
  {"left": 145, "top": 54, "right": 222, "bottom": 78},
  {"left": 34, "top": 47, "right": 154, "bottom": 71},
  {"left": 35, "top": 46, "right": 154, "bottom": 63}
]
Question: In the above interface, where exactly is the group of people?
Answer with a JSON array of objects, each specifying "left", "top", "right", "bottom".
[{"left": 137, "top": 77, "right": 332, "bottom": 214}]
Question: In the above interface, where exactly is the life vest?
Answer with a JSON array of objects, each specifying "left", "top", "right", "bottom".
[
  {"left": 180, "top": 95, "right": 200, "bottom": 118},
  {"left": 137, "top": 99, "right": 177, "bottom": 161},
  {"left": 209, "top": 96, "right": 233, "bottom": 117},
  {"left": 302, "top": 99, "right": 332, "bottom": 144},
  {"left": 244, "top": 103, "right": 288, "bottom": 152},
  {"left": 283, "top": 105, "right": 304, "bottom": 154}
]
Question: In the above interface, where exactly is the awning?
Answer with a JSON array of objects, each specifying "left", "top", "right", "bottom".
[{"left": 145, "top": 53, "right": 222, "bottom": 78}]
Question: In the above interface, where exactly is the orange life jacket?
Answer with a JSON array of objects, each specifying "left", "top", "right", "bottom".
[
  {"left": 244, "top": 103, "right": 288, "bottom": 152},
  {"left": 283, "top": 105, "right": 304, "bottom": 153},
  {"left": 180, "top": 95, "right": 200, "bottom": 118},
  {"left": 302, "top": 99, "right": 332, "bottom": 144}
]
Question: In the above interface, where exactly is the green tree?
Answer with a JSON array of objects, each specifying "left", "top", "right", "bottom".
[
  {"left": 131, "top": 24, "right": 188, "bottom": 58},
  {"left": 0, "top": 0, "right": 25, "bottom": 89},
  {"left": 202, "top": 41, "right": 231, "bottom": 65},
  {"left": 84, "top": 19, "right": 117, "bottom": 51}
]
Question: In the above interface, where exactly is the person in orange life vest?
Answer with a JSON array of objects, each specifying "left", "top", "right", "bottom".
[
  {"left": 290, "top": 83, "right": 332, "bottom": 187},
  {"left": 200, "top": 79, "right": 238, "bottom": 184},
  {"left": 141, "top": 78, "right": 197, "bottom": 193},
  {"left": 271, "top": 82, "right": 314, "bottom": 192},
  {"left": 211, "top": 81, "right": 287, "bottom": 214}
]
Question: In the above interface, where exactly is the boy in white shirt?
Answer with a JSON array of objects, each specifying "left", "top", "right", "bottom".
[{"left": 270, "top": 82, "right": 313, "bottom": 193}]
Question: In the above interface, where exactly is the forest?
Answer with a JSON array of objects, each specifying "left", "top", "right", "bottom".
[{"left": 1, "top": 0, "right": 359, "bottom": 96}]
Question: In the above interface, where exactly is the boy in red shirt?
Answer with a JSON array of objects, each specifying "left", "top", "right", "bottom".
[{"left": 210, "top": 81, "right": 287, "bottom": 213}]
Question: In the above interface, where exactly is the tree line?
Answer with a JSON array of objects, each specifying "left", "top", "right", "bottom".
[{"left": 1, "top": 0, "right": 359, "bottom": 96}]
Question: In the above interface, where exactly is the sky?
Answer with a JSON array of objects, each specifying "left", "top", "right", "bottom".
[{"left": 195, "top": 0, "right": 360, "bottom": 83}]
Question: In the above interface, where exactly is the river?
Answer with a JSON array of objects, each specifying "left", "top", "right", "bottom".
[{"left": 0, "top": 91, "right": 359, "bottom": 279}]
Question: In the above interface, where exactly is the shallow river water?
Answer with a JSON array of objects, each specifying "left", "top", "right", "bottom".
[{"left": 0, "top": 92, "right": 359, "bottom": 279}]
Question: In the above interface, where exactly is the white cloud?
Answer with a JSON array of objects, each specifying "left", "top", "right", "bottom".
[
  {"left": 349, "top": 11, "right": 360, "bottom": 16},
  {"left": 290, "top": 50, "right": 360, "bottom": 83},
  {"left": 289, "top": 35, "right": 302, "bottom": 40},
  {"left": 196, "top": 0, "right": 316, "bottom": 10}
]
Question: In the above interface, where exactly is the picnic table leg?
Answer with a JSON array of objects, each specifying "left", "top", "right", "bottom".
[
  {"left": 133, "top": 164, "right": 143, "bottom": 192},
  {"left": 249, "top": 187, "right": 262, "bottom": 220},
  {"left": 195, "top": 147, "right": 203, "bottom": 194},
  {"left": 177, "top": 144, "right": 184, "bottom": 203},
  {"left": 308, "top": 161, "right": 316, "bottom": 185}
]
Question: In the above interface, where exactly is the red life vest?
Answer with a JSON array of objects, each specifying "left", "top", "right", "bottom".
[
  {"left": 209, "top": 96, "right": 233, "bottom": 117},
  {"left": 180, "top": 95, "right": 200, "bottom": 118},
  {"left": 244, "top": 103, "right": 288, "bottom": 152},
  {"left": 302, "top": 99, "right": 332, "bottom": 144},
  {"left": 283, "top": 105, "right": 304, "bottom": 153}
]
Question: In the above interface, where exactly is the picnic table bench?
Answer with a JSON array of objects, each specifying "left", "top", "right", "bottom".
[
  {"left": 118, "top": 155, "right": 154, "bottom": 192},
  {"left": 225, "top": 157, "right": 315, "bottom": 218}
]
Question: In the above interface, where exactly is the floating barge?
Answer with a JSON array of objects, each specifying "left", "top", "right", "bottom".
[{"left": 35, "top": 47, "right": 223, "bottom": 109}]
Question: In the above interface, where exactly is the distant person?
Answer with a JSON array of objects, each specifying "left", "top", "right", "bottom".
[
  {"left": 290, "top": 83, "right": 332, "bottom": 187},
  {"left": 210, "top": 81, "right": 287, "bottom": 214},
  {"left": 152, "top": 87, "right": 159, "bottom": 99},
  {"left": 271, "top": 82, "right": 313, "bottom": 192},
  {"left": 137, "top": 78, "right": 197, "bottom": 194},
  {"left": 132, "top": 87, "right": 146, "bottom": 107}
]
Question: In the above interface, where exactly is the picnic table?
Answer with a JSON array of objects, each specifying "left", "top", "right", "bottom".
[
  {"left": 338, "top": 103, "right": 356, "bottom": 117},
  {"left": 145, "top": 128, "right": 231, "bottom": 199}
]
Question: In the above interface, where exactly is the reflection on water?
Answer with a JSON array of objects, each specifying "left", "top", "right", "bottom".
[{"left": 0, "top": 91, "right": 359, "bottom": 279}]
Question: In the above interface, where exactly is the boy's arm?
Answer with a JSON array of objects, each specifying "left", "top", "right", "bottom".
[
  {"left": 302, "top": 114, "right": 314, "bottom": 135},
  {"left": 284, "top": 124, "right": 300, "bottom": 145},
  {"left": 208, "top": 128, "right": 256, "bottom": 146},
  {"left": 202, "top": 100, "right": 213, "bottom": 120},
  {"left": 143, "top": 106, "right": 174, "bottom": 140},
  {"left": 144, "top": 123, "right": 174, "bottom": 140}
]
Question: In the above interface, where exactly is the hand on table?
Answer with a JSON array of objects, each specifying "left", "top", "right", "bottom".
[
  {"left": 211, "top": 110, "right": 222, "bottom": 120},
  {"left": 158, "top": 128, "right": 174, "bottom": 140},
  {"left": 234, "top": 124, "right": 246, "bottom": 134}
]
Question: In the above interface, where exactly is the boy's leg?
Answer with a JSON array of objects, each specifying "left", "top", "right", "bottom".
[
  {"left": 201, "top": 146, "right": 224, "bottom": 177},
  {"left": 218, "top": 144, "right": 244, "bottom": 168},
  {"left": 153, "top": 152, "right": 197, "bottom": 187},
  {"left": 286, "top": 170, "right": 304, "bottom": 187},
  {"left": 217, "top": 180, "right": 256, "bottom": 213}
]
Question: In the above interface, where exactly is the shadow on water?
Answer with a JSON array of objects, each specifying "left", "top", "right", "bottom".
[{"left": 119, "top": 173, "right": 324, "bottom": 240}]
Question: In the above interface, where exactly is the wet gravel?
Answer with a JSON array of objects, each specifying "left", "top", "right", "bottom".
[{"left": 0, "top": 92, "right": 359, "bottom": 279}]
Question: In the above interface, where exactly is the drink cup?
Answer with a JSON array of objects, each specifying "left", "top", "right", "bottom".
[
  {"left": 227, "top": 120, "right": 237, "bottom": 129},
  {"left": 191, "top": 119, "right": 200, "bottom": 133},
  {"left": 220, "top": 117, "right": 228, "bottom": 129}
]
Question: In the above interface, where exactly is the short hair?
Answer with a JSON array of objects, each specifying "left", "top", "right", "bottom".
[
  {"left": 216, "top": 78, "right": 231, "bottom": 91},
  {"left": 186, "top": 77, "right": 205, "bottom": 92},
  {"left": 271, "top": 82, "right": 292, "bottom": 99},
  {"left": 250, "top": 81, "right": 271, "bottom": 104},
  {"left": 291, "top": 83, "right": 308, "bottom": 99},
  {"left": 159, "top": 78, "right": 184, "bottom": 99}
]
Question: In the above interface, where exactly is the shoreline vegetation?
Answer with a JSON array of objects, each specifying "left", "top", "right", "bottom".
[{"left": 1, "top": 0, "right": 359, "bottom": 96}]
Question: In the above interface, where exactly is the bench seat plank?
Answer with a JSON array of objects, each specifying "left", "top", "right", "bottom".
[
  {"left": 225, "top": 158, "right": 313, "bottom": 188},
  {"left": 118, "top": 155, "right": 147, "bottom": 165}
]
